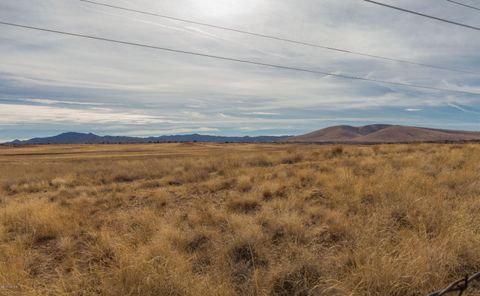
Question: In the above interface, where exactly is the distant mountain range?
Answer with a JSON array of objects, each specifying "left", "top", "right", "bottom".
[
  {"left": 3, "top": 132, "right": 288, "bottom": 145},
  {"left": 3, "top": 125, "right": 480, "bottom": 145},
  {"left": 287, "top": 124, "right": 480, "bottom": 143}
]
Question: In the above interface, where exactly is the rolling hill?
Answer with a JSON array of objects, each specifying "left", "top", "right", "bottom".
[{"left": 286, "top": 125, "right": 480, "bottom": 143}]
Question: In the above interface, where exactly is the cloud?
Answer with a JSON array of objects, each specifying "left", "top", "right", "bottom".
[
  {"left": 244, "top": 112, "right": 278, "bottom": 115},
  {"left": 23, "top": 98, "right": 107, "bottom": 106},
  {"left": 182, "top": 111, "right": 206, "bottom": 119},
  {"left": 0, "top": 103, "right": 167, "bottom": 125},
  {"left": 238, "top": 126, "right": 277, "bottom": 131},
  {"left": 447, "top": 103, "right": 480, "bottom": 115},
  {"left": 0, "top": 0, "right": 480, "bottom": 138},
  {"left": 116, "top": 127, "right": 219, "bottom": 136}
]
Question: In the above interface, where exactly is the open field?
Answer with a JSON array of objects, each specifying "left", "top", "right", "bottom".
[{"left": 1, "top": 143, "right": 480, "bottom": 295}]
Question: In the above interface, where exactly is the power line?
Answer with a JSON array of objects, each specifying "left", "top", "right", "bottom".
[
  {"left": 364, "top": 0, "right": 480, "bottom": 31},
  {"left": 78, "top": 0, "right": 477, "bottom": 75},
  {"left": 447, "top": 0, "right": 480, "bottom": 11},
  {"left": 0, "top": 20, "right": 478, "bottom": 96}
]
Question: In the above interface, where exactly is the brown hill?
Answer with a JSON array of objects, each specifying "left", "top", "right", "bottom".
[{"left": 287, "top": 125, "right": 480, "bottom": 143}]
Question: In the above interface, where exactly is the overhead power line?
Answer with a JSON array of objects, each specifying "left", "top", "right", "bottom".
[
  {"left": 78, "top": 0, "right": 476, "bottom": 75},
  {"left": 0, "top": 20, "right": 478, "bottom": 96},
  {"left": 364, "top": 0, "right": 480, "bottom": 31},
  {"left": 447, "top": 0, "right": 480, "bottom": 11}
]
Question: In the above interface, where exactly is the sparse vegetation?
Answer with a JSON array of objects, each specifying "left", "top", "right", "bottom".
[{"left": 0, "top": 143, "right": 479, "bottom": 295}]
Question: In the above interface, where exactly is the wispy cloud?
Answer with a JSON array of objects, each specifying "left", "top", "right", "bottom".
[
  {"left": 244, "top": 112, "right": 278, "bottom": 115},
  {"left": 447, "top": 103, "right": 480, "bottom": 115},
  {"left": 0, "top": 104, "right": 167, "bottom": 125},
  {"left": 238, "top": 126, "right": 277, "bottom": 131},
  {"left": 23, "top": 98, "right": 107, "bottom": 106},
  {"left": 115, "top": 127, "right": 219, "bottom": 137}
]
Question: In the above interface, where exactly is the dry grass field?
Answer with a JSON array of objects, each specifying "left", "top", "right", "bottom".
[{"left": 0, "top": 143, "right": 480, "bottom": 296}]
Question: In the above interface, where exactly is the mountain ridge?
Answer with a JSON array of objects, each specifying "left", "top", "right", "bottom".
[
  {"left": 2, "top": 132, "right": 288, "bottom": 145},
  {"left": 286, "top": 124, "right": 480, "bottom": 143},
  {"left": 4, "top": 125, "right": 480, "bottom": 145}
]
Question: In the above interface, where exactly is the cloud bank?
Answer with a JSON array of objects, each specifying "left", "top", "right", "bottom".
[{"left": 1, "top": 0, "right": 479, "bottom": 140}]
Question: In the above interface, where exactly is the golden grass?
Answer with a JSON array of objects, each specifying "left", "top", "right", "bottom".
[{"left": 0, "top": 143, "right": 479, "bottom": 295}]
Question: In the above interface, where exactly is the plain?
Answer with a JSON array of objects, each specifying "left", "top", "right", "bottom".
[{"left": 0, "top": 143, "right": 479, "bottom": 296}]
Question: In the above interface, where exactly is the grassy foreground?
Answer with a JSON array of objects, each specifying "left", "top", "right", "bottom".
[{"left": 0, "top": 143, "right": 479, "bottom": 295}]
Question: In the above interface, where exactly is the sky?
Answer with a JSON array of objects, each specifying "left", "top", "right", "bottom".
[{"left": 1, "top": 0, "right": 480, "bottom": 142}]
